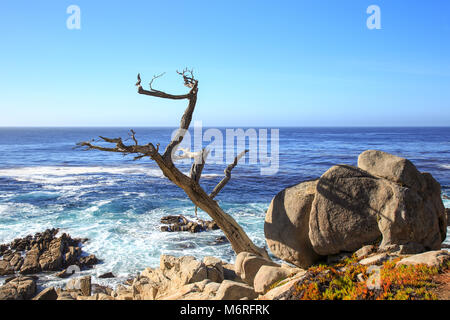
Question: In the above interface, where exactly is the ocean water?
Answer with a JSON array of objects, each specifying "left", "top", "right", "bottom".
[{"left": 0, "top": 127, "right": 449, "bottom": 288}]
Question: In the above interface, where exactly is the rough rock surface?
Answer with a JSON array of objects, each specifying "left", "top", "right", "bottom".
[
  {"left": 253, "top": 265, "right": 296, "bottom": 294},
  {"left": 32, "top": 287, "right": 58, "bottom": 300},
  {"left": 264, "top": 180, "right": 322, "bottom": 268},
  {"left": 358, "top": 150, "right": 426, "bottom": 191},
  {"left": 234, "top": 252, "right": 280, "bottom": 286},
  {"left": 66, "top": 275, "right": 91, "bottom": 296},
  {"left": 120, "top": 255, "right": 222, "bottom": 300},
  {"left": 396, "top": 250, "right": 450, "bottom": 268},
  {"left": 214, "top": 280, "right": 258, "bottom": 300},
  {"left": 160, "top": 215, "right": 219, "bottom": 233},
  {"left": 0, "top": 276, "right": 37, "bottom": 300}
]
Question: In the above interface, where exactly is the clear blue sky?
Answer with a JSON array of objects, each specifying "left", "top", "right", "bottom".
[{"left": 0, "top": 0, "right": 449, "bottom": 126}]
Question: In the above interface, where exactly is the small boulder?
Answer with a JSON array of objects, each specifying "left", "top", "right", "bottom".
[
  {"left": 253, "top": 266, "right": 294, "bottom": 294},
  {"left": 66, "top": 276, "right": 91, "bottom": 296},
  {"left": 234, "top": 252, "right": 280, "bottom": 286},
  {"left": 0, "top": 276, "right": 37, "bottom": 300},
  {"left": 259, "top": 271, "right": 307, "bottom": 300},
  {"left": 396, "top": 250, "right": 449, "bottom": 268},
  {"left": 203, "top": 256, "right": 224, "bottom": 283},
  {"left": 214, "top": 280, "right": 258, "bottom": 300},
  {"left": 98, "top": 272, "right": 115, "bottom": 279},
  {"left": 355, "top": 245, "right": 375, "bottom": 258},
  {"left": 32, "top": 287, "right": 58, "bottom": 300},
  {"left": 359, "top": 253, "right": 391, "bottom": 266}
]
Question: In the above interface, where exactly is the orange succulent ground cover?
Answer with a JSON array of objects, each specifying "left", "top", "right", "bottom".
[{"left": 289, "top": 256, "right": 449, "bottom": 300}]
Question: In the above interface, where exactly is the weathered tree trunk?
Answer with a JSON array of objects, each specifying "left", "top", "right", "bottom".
[{"left": 78, "top": 69, "right": 269, "bottom": 259}]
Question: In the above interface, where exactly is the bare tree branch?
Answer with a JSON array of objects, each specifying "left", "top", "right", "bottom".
[
  {"left": 78, "top": 70, "right": 269, "bottom": 259},
  {"left": 209, "top": 150, "right": 249, "bottom": 200},
  {"left": 77, "top": 131, "right": 159, "bottom": 159}
]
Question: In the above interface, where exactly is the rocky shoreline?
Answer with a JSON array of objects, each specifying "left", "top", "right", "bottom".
[
  {"left": 1, "top": 150, "right": 449, "bottom": 300},
  {"left": 1, "top": 234, "right": 448, "bottom": 300}
]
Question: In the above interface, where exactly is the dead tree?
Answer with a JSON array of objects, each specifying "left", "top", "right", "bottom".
[{"left": 77, "top": 69, "right": 269, "bottom": 259}]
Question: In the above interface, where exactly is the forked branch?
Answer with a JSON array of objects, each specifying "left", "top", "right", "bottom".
[{"left": 77, "top": 70, "right": 269, "bottom": 259}]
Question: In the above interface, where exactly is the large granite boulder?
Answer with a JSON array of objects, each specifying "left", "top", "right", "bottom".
[
  {"left": 309, "top": 165, "right": 387, "bottom": 255},
  {"left": 265, "top": 150, "right": 447, "bottom": 266},
  {"left": 264, "top": 180, "right": 323, "bottom": 267}
]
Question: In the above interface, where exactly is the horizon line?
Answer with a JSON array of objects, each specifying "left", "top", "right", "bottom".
[{"left": 0, "top": 125, "right": 449, "bottom": 129}]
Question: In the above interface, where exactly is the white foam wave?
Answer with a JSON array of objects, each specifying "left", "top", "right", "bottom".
[
  {"left": 439, "top": 164, "right": 450, "bottom": 170},
  {"left": 0, "top": 165, "right": 165, "bottom": 183}
]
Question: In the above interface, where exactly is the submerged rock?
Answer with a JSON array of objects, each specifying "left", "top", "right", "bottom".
[{"left": 160, "top": 215, "right": 219, "bottom": 233}]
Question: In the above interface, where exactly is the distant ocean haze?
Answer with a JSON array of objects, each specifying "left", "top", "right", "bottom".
[{"left": 0, "top": 127, "right": 448, "bottom": 288}]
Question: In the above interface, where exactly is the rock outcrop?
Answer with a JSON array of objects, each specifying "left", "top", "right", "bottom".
[
  {"left": 265, "top": 150, "right": 447, "bottom": 267},
  {"left": 0, "top": 229, "right": 98, "bottom": 277},
  {"left": 0, "top": 276, "right": 36, "bottom": 300},
  {"left": 160, "top": 215, "right": 219, "bottom": 233},
  {"left": 109, "top": 255, "right": 227, "bottom": 300},
  {"left": 0, "top": 229, "right": 99, "bottom": 301}
]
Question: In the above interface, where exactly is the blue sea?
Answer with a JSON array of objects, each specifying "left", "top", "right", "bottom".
[{"left": 0, "top": 127, "right": 449, "bottom": 287}]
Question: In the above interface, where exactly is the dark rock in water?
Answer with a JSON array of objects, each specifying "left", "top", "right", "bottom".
[
  {"left": 78, "top": 254, "right": 99, "bottom": 268},
  {"left": 98, "top": 272, "right": 115, "bottom": 279},
  {"left": 0, "top": 229, "right": 99, "bottom": 280},
  {"left": 160, "top": 215, "right": 219, "bottom": 233},
  {"left": 212, "top": 236, "right": 229, "bottom": 245},
  {"left": 161, "top": 215, "right": 187, "bottom": 225}
]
